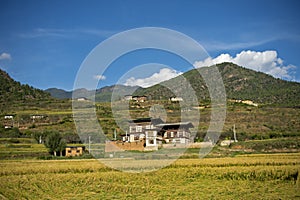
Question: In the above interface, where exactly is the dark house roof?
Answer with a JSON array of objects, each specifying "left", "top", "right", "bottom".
[
  {"left": 155, "top": 122, "right": 194, "bottom": 129},
  {"left": 128, "top": 118, "right": 164, "bottom": 125}
]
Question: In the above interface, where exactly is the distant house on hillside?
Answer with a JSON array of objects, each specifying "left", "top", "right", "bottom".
[
  {"left": 4, "top": 115, "right": 14, "bottom": 119},
  {"left": 230, "top": 99, "right": 258, "bottom": 107},
  {"left": 76, "top": 97, "right": 89, "bottom": 101},
  {"left": 132, "top": 96, "right": 147, "bottom": 102},
  {"left": 169, "top": 97, "right": 183, "bottom": 102},
  {"left": 30, "top": 114, "right": 47, "bottom": 124},
  {"left": 30, "top": 115, "right": 45, "bottom": 120},
  {"left": 4, "top": 115, "right": 15, "bottom": 129}
]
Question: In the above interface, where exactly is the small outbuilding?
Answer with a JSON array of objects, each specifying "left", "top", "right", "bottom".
[{"left": 65, "top": 146, "right": 84, "bottom": 157}]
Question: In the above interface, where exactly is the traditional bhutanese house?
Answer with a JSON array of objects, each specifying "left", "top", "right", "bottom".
[
  {"left": 156, "top": 122, "right": 194, "bottom": 144},
  {"left": 65, "top": 146, "right": 84, "bottom": 157},
  {"left": 132, "top": 96, "right": 147, "bottom": 102},
  {"left": 124, "top": 118, "right": 164, "bottom": 143},
  {"left": 4, "top": 115, "right": 14, "bottom": 129}
]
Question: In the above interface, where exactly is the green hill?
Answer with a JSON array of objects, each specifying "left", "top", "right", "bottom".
[
  {"left": 0, "top": 69, "right": 52, "bottom": 111},
  {"left": 45, "top": 88, "right": 72, "bottom": 99},
  {"left": 95, "top": 85, "right": 140, "bottom": 102},
  {"left": 134, "top": 62, "right": 300, "bottom": 107}
]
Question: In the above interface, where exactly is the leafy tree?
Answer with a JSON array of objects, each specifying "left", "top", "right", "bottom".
[
  {"left": 32, "top": 132, "right": 47, "bottom": 144},
  {"left": 57, "top": 139, "right": 66, "bottom": 157},
  {"left": 44, "top": 131, "right": 66, "bottom": 156}
]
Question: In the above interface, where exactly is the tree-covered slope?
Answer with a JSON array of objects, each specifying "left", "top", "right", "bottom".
[
  {"left": 134, "top": 62, "right": 300, "bottom": 106},
  {"left": 0, "top": 69, "right": 53, "bottom": 111},
  {"left": 95, "top": 85, "right": 141, "bottom": 102},
  {"left": 45, "top": 88, "right": 72, "bottom": 99}
]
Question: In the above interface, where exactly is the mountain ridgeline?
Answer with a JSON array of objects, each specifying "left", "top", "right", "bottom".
[
  {"left": 133, "top": 63, "right": 300, "bottom": 107},
  {"left": 2, "top": 62, "right": 299, "bottom": 108},
  {"left": 46, "top": 85, "right": 141, "bottom": 102}
]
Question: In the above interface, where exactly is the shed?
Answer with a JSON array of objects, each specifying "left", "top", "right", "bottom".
[{"left": 65, "top": 146, "right": 84, "bottom": 157}]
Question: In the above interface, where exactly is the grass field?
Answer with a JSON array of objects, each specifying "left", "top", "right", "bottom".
[{"left": 0, "top": 153, "right": 299, "bottom": 199}]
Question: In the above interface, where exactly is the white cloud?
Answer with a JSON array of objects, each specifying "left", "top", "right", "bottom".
[
  {"left": 0, "top": 53, "right": 11, "bottom": 60},
  {"left": 194, "top": 50, "right": 296, "bottom": 80},
  {"left": 202, "top": 38, "right": 278, "bottom": 51},
  {"left": 124, "top": 68, "right": 182, "bottom": 88},
  {"left": 19, "top": 28, "right": 116, "bottom": 39},
  {"left": 93, "top": 74, "right": 106, "bottom": 80}
]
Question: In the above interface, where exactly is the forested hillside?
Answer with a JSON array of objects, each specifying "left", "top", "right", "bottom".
[
  {"left": 134, "top": 62, "right": 300, "bottom": 107},
  {"left": 0, "top": 69, "right": 55, "bottom": 112}
]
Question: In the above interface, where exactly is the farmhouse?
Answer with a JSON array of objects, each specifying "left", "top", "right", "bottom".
[
  {"left": 124, "top": 118, "right": 163, "bottom": 143},
  {"left": 120, "top": 118, "right": 194, "bottom": 151},
  {"left": 132, "top": 96, "right": 147, "bottom": 102}
]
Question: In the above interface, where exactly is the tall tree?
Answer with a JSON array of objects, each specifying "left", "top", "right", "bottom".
[{"left": 45, "top": 131, "right": 66, "bottom": 156}]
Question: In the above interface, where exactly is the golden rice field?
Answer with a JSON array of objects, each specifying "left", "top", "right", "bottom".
[{"left": 0, "top": 153, "right": 300, "bottom": 199}]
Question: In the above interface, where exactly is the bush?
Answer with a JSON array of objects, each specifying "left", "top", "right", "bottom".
[{"left": 0, "top": 127, "right": 21, "bottom": 138}]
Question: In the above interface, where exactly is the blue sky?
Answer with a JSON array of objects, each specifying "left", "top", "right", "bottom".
[{"left": 0, "top": 0, "right": 300, "bottom": 90}]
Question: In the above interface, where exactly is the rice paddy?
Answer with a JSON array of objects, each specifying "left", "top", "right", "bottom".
[{"left": 0, "top": 153, "right": 299, "bottom": 199}]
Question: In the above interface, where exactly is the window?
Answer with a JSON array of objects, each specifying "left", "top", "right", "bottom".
[
  {"left": 129, "top": 126, "right": 134, "bottom": 133},
  {"left": 164, "top": 132, "right": 167, "bottom": 138},
  {"left": 136, "top": 126, "right": 142, "bottom": 132},
  {"left": 170, "top": 132, "right": 174, "bottom": 138}
]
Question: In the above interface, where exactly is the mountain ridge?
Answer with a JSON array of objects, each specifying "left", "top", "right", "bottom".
[
  {"left": 46, "top": 85, "right": 141, "bottom": 102},
  {"left": 133, "top": 62, "right": 300, "bottom": 106},
  {"left": 2, "top": 62, "right": 299, "bottom": 107},
  {"left": 45, "top": 62, "right": 300, "bottom": 106}
]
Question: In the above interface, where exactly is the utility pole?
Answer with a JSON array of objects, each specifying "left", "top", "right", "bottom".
[
  {"left": 233, "top": 124, "right": 237, "bottom": 142},
  {"left": 88, "top": 135, "right": 91, "bottom": 153},
  {"left": 114, "top": 129, "right": 117, "bottom": 141}
]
